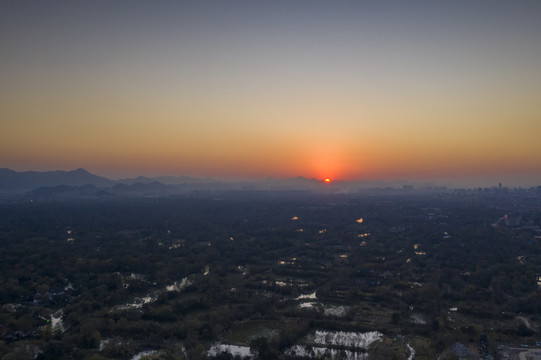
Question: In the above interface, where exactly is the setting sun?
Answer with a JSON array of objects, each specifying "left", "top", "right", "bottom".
[{"left": 1, "top": 1, "right": 540, "bottom": 187}]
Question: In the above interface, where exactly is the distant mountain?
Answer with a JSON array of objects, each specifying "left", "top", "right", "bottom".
[
  {"left": 116, "top": 175, "right": 216, "bottom": 185},
  {"left": 0, "top": 167, "right": 450, "bottom": 198},
  {"left": 0, "top": 168, "right": 114, "bottom": 193}
]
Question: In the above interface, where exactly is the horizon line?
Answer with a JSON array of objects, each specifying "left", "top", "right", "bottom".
[{"left": 3, "top": 167, "right": 541, "bottom": 189}]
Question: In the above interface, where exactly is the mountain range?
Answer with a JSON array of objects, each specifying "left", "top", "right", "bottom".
[
  {"left": 0, "top": 168, "right": 114, "bottom": 192},
  {"left": 0, "top": 168, "right": 439, "bottom": 199}
]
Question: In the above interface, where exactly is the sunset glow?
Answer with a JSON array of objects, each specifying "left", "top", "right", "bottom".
[{"left": 1, "top": 1, "right": 541, "bottom": 186}]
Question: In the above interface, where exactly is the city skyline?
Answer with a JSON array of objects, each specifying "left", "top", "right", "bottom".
[{"left": 2, "top": 1, "right": 541, "bottom": 186}]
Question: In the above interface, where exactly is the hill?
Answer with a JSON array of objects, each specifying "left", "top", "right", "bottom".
[{"left": 0, "top": 168, "right": 114, "bottom": 193}]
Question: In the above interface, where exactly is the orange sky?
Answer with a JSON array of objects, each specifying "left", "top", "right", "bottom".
[{"left": 1, "top": 1, "right": 541, "bottom": 186}]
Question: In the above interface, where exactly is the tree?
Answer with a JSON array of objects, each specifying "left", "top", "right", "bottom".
[{"left": 250, "top": 337, "right": 278, "bottom": 360}]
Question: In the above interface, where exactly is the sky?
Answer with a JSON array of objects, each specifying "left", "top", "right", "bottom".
[{"left": 1, "top": 1, "right": 541, "bottom": 186}]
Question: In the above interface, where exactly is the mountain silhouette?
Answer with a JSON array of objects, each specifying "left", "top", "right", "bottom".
[{"left": 0, "top": 168, "right": 114, "bottom": 192}]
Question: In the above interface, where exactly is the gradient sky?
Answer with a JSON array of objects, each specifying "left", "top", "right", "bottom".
[{"left": 1, "top": 1, "right": 541, "bottom": 186}]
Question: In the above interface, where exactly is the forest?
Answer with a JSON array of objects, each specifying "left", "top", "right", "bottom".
[{"left": 1, "top": 190, "right": 540, "bottom": 359}]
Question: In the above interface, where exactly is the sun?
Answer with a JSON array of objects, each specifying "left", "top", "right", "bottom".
[{"left": 324, "top": 178, "right": 331, "bottom": 183}]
